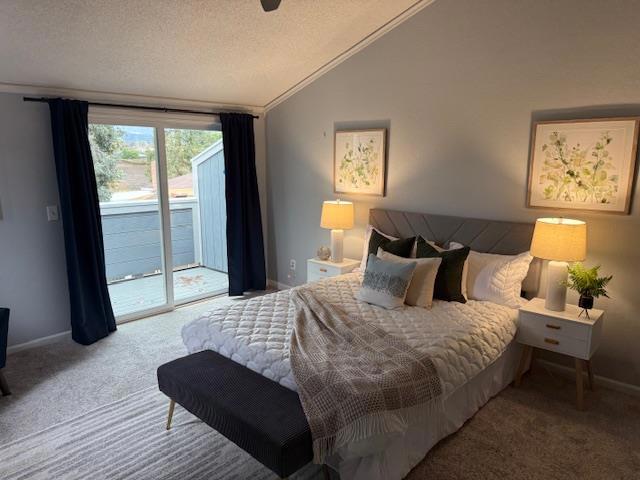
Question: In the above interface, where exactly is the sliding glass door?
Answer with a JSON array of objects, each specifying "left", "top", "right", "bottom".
[
  {"left": 88, "top": 117, "right": 228, "bottom": 321},
  {"left": 165, "top": 128, "right": 228, "bottom": 304}
]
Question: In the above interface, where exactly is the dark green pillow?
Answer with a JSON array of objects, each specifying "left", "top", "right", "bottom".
[
  {"left": 416, "top": 237, "right": 469, "bottom": 303},
  {"left": 368, "top": 229, "right": 415, "bottom": 258}
]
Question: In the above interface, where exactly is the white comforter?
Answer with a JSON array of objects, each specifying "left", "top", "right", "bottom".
[
  {"left": 182, "top": 273, "right": 518, "bottom": 398},
  {"left": 182, "top": 273, "right": 519, "bottom": 479}
]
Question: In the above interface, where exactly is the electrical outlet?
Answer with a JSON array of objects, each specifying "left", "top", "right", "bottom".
[{"left": 289, "top": 259, "right": 296, "bottom": 271}]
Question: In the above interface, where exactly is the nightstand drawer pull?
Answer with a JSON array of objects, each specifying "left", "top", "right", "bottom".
[
  {"left": 546, "top": 323, "right": 561, "bottom": 330},
  {"left": 319, "top": 268, "right": 327, "bottom": 273},
  {"left": 544, "top": 338, "right": 560, "bottom": 345}
]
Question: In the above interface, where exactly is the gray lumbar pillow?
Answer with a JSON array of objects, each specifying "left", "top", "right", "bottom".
[{"left": 357, "top": 254, "right": 416, "bottom": 309}]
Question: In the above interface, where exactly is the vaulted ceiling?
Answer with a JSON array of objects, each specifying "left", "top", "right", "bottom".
[{"left": 0, "top": 0, "right": 429, "bottom": 108}]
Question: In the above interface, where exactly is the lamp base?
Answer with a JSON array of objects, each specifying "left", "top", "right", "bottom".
[
  {"left": 545, "top": 260, "right": 568, "bottom": 311},
  {"left": 330, "top": 229, "right": 344, "bottom": 263}
]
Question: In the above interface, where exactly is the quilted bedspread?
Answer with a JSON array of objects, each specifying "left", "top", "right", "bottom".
[{"left": 181, "top": 273, "right": 518, "bottom": 397}]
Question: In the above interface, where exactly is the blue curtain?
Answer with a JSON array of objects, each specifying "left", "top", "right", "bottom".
[
  {"left": 220, "top": 113, "right": 266, "bottom": 296},
  {"left": 48, "top": 99, "right": 116, "bottom": 345}
]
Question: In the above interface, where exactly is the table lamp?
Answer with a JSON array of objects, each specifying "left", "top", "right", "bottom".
[
  {"left": 530, "top": 217, "right": 587, "bottom": 312},
  {"left": 320, "top": 200, "right": 354, "bottom": 263}
]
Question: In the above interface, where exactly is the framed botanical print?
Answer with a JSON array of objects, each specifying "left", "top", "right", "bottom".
[
  {"left": 528, "top": 118, "right": 639, "bottom": 214},
  {"left": 334, "top": 129, "right": 386, "bottom": 196}
]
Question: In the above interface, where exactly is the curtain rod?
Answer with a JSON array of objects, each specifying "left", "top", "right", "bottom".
[{"left": 22, "top": 96, "right": 260, "bottom": 119}]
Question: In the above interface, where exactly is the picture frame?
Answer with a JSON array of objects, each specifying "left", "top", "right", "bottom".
[
  {"left": 334, "top": 128, "right": 387, "bottom": 197},
  {"left": 527, "top": 117, "right": 639, "bottom": 214}
]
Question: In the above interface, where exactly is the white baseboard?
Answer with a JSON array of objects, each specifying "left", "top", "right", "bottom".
[
  {"left": 536, "top": 359, "right": 640, "bottom": 398},
  {"left": 267, "top": 279, "right": 292, "bottom": 291},
  {"left": 7, "top": 330, "right": 70, "bottom": 355}
]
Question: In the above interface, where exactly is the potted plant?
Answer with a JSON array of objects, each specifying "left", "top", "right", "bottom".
[{"left": 565, "top": 263, "right": 612, "bottom": 315}]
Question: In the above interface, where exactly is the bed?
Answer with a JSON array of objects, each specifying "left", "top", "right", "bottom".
[{"left": 182, "top": 209, "right": 540, "bottom": 480}]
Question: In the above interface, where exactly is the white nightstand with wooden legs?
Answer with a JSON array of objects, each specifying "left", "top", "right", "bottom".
[{"left": 515, "top": 298, "right": 604, "bottom": 410}]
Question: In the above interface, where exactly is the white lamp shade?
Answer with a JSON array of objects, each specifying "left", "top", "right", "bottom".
[
  {"left": 530, "top": 217, "right": 587, "bottom": 262},
  {"left": 320, "top": 200, "right": 354, "bottom": 230}
]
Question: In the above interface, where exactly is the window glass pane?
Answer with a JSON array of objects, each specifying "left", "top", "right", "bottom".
[
  {"left": 165, "top": 128, "right": 228, "bottom": 303},
  {"left": 89, "top": 124, "right": 167, "bottom": 317}
]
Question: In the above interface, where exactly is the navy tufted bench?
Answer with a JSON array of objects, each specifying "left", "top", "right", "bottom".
[{"left": 157, "top": 350, "right": 330, "bottom": 479}]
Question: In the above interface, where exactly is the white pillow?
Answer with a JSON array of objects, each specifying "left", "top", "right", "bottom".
[
  {"left": 465, "top": 250, "right": 533, "bottom": 308},
  {"left": 359, "top": 225, "right": 398, "bottom": 271},
  {"left": 377, "top": 249, "right": 442, "bottom": 308}
]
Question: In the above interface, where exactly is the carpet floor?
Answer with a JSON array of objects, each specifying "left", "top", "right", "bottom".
[
  {"left": 0, "top": 387, "right": 320, "bottom": 480},
  {"left": 2, "top": 296, "right": 640, "bottom": 479},
  {"left": 0, "top": 293, "right": 262, "bottom": 443}
]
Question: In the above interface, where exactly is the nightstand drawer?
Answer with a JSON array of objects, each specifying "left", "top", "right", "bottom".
[
  {"left": 519, "top": 310, "right": 590, "bottom": 342},
  {"left": 306, "top": 258, "right": 360, "bottom": 283},
  {"left": 307, "top": 262, "right": 337, "bottom": 279},
  {"left": 308, "top": 272, "right": 330, "bottom": 282},
  {"left": 517, "top": 321, "right": 590, "bottom": 359}
]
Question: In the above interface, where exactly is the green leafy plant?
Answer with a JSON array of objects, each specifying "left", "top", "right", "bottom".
[
  {"left": 89, "top": 124, "right": 124, "bottom": 202},
  {"left": 564, "top": 262, "right": 612, "bottom": 298}
]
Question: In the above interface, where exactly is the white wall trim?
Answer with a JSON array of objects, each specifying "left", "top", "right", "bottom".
[
  {"left": 7, "top": 330, "right": 70, "bottom": 355},
  {"left": 267, "top": 279, "right": 292, "bottom": 291},
  {"left": 263, "top": 0, "right": 437, "bottom": 112},
  {"left": 0, "top": 82, "right": 264, "bottom": 115},
  {"left": 536, "top": 359, "right": 640, "bottom": 398}
]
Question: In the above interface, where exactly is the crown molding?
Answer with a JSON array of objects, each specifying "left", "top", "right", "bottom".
[
  {"left": 0, "top": 82, "right": 264, "bottom": 115},
  {"left": 263, "top": 0, "right": 437, "bottom": 112}
]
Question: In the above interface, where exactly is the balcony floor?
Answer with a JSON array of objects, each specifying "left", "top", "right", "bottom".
[{"left": 108, "top": 266, "right": 228, "bottom": 317}]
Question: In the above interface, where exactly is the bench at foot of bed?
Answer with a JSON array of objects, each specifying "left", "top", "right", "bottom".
[{"left": 157, "top": 350, "right": 331, "bottom": 480}]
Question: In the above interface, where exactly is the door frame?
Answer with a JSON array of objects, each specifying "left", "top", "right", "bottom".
[{"left": 89, "top": 107, "right": 225, "bottom": 323}]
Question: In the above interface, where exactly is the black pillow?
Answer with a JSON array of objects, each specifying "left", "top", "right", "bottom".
[
  {"left": 416, "top": 236, "right": 470, "bottom": 303},
  {"left": 368, "top": 229, "right": 415, "bottom": 258}
]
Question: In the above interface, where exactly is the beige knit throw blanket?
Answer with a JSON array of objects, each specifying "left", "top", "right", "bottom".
[{"left": 289, "top": 288, "right": 444, "bottom": 464}]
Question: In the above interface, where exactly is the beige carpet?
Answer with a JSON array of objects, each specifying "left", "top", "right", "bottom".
[
  {"left": 2, "top": 297, "right": 640, "bottom": 479},
  {"left": 408, "top": 368, "right": 640, "bottom": 480}
]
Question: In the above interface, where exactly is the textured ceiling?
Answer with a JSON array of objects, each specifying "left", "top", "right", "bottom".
[{"left": 0, "top": 0, "right": 422, "bottom": 107}]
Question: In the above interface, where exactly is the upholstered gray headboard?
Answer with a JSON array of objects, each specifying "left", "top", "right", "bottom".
[{"left": 369, "top": 208, "right": 540, "bottom": 295}]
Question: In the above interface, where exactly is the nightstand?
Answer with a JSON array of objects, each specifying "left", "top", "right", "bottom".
[
  {"left": 307, "top": 258, "right": 359, "bottom": 283},
  {"left": 515, "top": 298, "right": 604, "bottom": 410}
]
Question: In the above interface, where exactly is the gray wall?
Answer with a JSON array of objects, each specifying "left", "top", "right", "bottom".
[
  {"left": 0, "top": 93, "right": 71, "bottom": 346},
  {"left": 0, "top": 92, "right": 268, "bottom": 347},
  {"left": 266, "top": 0, "right": 640, "bottom": 386}
]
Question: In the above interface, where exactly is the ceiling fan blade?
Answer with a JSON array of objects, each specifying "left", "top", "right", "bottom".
[{"left": 260, "top": 0, "right": 281, "bottom": 12}]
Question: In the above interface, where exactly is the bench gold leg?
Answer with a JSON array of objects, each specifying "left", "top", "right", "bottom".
[{"left": 166, "top": 399, "right": 176, "bottom": 430}]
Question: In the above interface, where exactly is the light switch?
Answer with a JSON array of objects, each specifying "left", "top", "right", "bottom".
[{"left": 46, "top": 205, "right": 59, "bottom": 222}]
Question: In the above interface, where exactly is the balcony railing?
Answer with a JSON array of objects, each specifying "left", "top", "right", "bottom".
[{"left": 100, "top": 198, "right": 200, "bottom": 283}]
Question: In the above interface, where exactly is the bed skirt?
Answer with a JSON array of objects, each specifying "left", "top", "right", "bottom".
[{"left": 330, "top": 341, "right": 523, "bottom": 480}]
